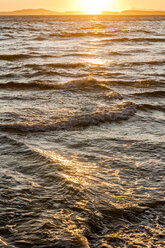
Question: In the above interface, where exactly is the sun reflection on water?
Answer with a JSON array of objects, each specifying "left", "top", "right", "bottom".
[
  {"left": 83, "top": 58, "right": 108, "bottom": 66},
  {"left": 31, "top": 147, "right": 94, "bottom": 188}
]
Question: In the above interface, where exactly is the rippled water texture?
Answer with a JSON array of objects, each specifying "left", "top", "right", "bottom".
[{"left": 0, "top": 15, "right": 165, "bottom": 248}]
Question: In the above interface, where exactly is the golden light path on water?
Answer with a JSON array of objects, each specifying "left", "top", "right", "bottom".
[
  {"left": 30, "top": 146, "right": 140, "bottom": 210},
  {"left": 31, "top": 146, "right": 94, "bottom": 187},
  {"left": 82, "top": 58, "right": 108, "bottom": 66}
]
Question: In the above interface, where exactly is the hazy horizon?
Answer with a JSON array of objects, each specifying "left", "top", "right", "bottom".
[
  {"left": 0, "top": 7, "right": 165, "bottom": 16},
  {"left": 1, "top": 7, "right": 165, "bottom": 12}
]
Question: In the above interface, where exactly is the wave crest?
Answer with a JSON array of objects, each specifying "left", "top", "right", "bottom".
[
  {"left": 0, "top": 77, "right": 109, "bottom": 91},
  {"left": 0, "top": 102, "right": 136, "bottom": 132}
]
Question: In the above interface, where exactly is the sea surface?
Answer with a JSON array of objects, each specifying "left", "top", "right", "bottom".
[{"left": 0, "top": 15, "right": 165, "bottom": 248}]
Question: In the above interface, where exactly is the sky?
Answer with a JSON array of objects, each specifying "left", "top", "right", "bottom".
[{"left": 0, "top": 0, "right": 165, "bottom": 12}]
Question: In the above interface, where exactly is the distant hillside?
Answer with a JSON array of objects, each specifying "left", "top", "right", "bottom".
[
  {"left": 0, "top": 8, "right": 165, "bottom": 16},
  {"left": 122, "top": 10, "right": 165, "bottom": 15},
  {"left": 102, "top": 10, "right": 165, "bottom": 15},
  {"left": 0, "top": 8, "right": 84, "bottom": 16},
  {"left": 0, "top": 8, "right": 61, "bottom": 15}
]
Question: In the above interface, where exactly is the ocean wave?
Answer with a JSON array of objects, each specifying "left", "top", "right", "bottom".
[
  {"left": 0, "top": 102, "right": 136, "bottom": 132},
  {"left": 137, "top": 104, "right": 165, "bottom": 112},
  {"left": 105, "top": 91, "right": 123, "bottom": 100},
  {"left": 0, "top": 54, "right": 31, "bottom": 61},
  {"left": 124, "top": 60, "right": 165, "bottom": 66},
  {"left": 99, "top": 200, "right": 165, "bottom": 218},
  {"left": 108, "top": 29, "right": 154, "bottom": 34},
  {"left": 46, "top": 62, "right": 86, "bottom": 69},
  {"left": 39, "top": 54, "right": 57, "bottom": 58},
  {"left": 108, "top": 51, "right": 123, "bottom": 56},
  {"left": 0, "top": 53, "right": 56, "bottom": 61},
  {"left": 50, "top": 31, "right": 114, "bottom": 38},
  {"left": 106, "top": 79, "right": 164, "bottom": 87},
  {"left": 134, "top": 90, "right": 165, "bottom": 97},
  {"left": 102, "top": 37, "right": 165, "bottom": 44},
  {"left": 0, "top": 77, "right": 109, "bottom": 91},
  {"left": 0, "top": 133, "right": 27, "bottom": 147},
  {"left": 0, "top": 73, "right": 15, "bottom": 79},
  {"left": 26, "top": 62, "right": 86, "bottom": 70},
  {"left": 1, "top": 78, "right": 163, "bottom": 91},
  {"left": 34, "top": 36, "right": 48, "bottom": 41},
  {"left": 48, "top": 32, "right": 165, "bottom": 42},
  {"left": 62, "top": 52, "right": 97, "bottom": 58}
]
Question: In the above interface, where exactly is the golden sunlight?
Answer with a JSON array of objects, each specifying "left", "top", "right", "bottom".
[{"left": 82, "top": 0, "right": 108, "bottom": 14}]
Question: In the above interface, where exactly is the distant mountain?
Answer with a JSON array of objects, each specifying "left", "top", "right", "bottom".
[
  {"left": 0, "top": 8, "right": 164, "bottom": 16},
  {"left": 122, "top": 10, "right": 165, "bottom": 15},
  {"left": 102, "top": 10, "right": 165, "bottom": 15},
  {"left": 0, "top": 8, "right": 84, "bottom": 16},
  {"left": 0, "top": 8, "right": 61, "bottom": 15}
]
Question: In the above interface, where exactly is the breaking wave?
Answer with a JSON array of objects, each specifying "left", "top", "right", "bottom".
[
  {"left": 1, "top": 77, "right": 163, "bottom": 91},
  {"left": 0, "top": 102, "right": 136, "bottom": 132},
  {"left": 0, "top": 77, "right": 109, "bottom": 91},
  {"left": 105, "top": 91, "right": 123, "bottom": 100}
]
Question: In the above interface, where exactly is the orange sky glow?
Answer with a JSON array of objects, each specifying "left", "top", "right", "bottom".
[{"left": 0, "top": 0, "right": 165, "bottom": 13}]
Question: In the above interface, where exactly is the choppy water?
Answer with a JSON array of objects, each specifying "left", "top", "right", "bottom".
[{"left": 0, "top": 15, "right": 165, "bottom": 248}]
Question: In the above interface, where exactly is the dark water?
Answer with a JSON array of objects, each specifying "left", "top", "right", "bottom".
[{"left": 0, "top": 15, "right": 165, "bottom": 248}]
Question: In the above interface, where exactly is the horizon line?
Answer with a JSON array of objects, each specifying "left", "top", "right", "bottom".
[{"left": 0, "top": 8, "right": 165, "bottom": 14}]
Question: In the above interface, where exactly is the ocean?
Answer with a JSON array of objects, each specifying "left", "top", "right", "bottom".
[{"left": 0, "top": 15, "right": 165, "bottom": 248}]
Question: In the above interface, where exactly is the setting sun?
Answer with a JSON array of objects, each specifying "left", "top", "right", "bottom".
[{"left": 82, "top": 0, "right": 108, "bottom": 14}]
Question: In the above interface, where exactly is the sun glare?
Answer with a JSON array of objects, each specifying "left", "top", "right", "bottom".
[{"left": 82, "top": 0, "right": 108, "bottom": 14}]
